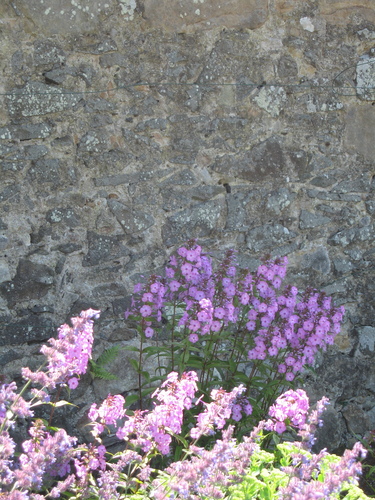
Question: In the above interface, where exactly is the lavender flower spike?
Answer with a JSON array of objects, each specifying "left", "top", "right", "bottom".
[{"left": 22, "top": 309, "right": 100, "bottom": 391}]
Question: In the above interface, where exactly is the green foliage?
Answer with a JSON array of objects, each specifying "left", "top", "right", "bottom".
[
  {"left": 226, "top": 442, "right": 371, "bottom": 500},
  {"left": 89, "top": 345, "right": 121, "bottom": 380}
]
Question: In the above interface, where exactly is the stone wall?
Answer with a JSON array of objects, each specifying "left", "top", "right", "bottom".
[{"left": 0, "top": 0, "right": 374, "bottom": 450}]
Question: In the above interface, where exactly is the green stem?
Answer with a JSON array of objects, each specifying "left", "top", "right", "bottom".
[{"left": 139, "top": 330, "right": 144, "bottom": 410}]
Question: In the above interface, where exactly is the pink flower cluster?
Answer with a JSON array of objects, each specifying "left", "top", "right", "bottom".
[
  {"left": 190, "top": 385, "right": 252, "bottom": 440},
  {"left": 126, "top": 241, "right": 345, "bottom": 383},
  {"left": 88, "top": 394, "right": 126, "bottom": 439},
  {"left": 153, "top": 425, "right": 260, "bottom": 500},
  {"left": 22, "top": 309, "right": 100, "bottom": 391},
  {"left": 265, "top": 389, "right": 310, "bottom": 434},
  {"left": 0, "top": 381, "right": 33, "bottom": 426},
  {"left": 13, "top": 419, "right": 77, "bottom": 491},
  {"left": 247, "top": 271, "right": 344, "bottom": 382},
  {"left": 89, "top": 371, "right": 199, "bottom": 455}
]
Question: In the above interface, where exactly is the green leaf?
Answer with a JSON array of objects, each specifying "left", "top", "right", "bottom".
[
  {"left": 130, "top": 358, "right": 140, "bottom": 372},
  {"left": 121, "top": 345, "right": 141, "bottom": 353},
  {"left": 95, "top": 345, "right": 122, "bottom": 366},
  {"left": 90, "top": 364, "right": 118, "bottom": 380},
  {"left": 124, "top": 394, "right": 141, "bottom": 407}
]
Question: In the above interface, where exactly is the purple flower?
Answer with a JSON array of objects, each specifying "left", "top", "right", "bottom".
[{"left": 265, "top": 389, "right": 310, "bottom": 434}]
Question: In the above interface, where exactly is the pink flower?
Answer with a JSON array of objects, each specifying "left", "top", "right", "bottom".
[
  {"left": 142, "top": 292, "right": 154, "bottom": 302},
  {"left": 140, "top": 305, "right": 152, "bottom": 317},
  {"left": 68, "top": 377, "right": 79, "bottom": 390},
  {"left": 214, "top": 307, "right": 226, "bottom": 319},
  {"left": 210, "top": 320, "right": 222, "bottom": 332},
  {"left": 240, "top": 292, "right": 250, "bottom": 305},
  {"left": 169, "top": 280, "right": 181, "bottom": 292},
  {"left": 145, "top": 327, "right": 154, "bottom": 338}
]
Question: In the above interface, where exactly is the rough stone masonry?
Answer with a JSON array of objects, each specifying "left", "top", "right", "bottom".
[{"left": 0, "top": 0, "right": 374, "bottom": 450}]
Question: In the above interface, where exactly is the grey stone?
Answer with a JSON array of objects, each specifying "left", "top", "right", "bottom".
[
  {"left": 302, "top": 247, "right": 331, "bottom": 274},
  {"left": 11, "top": 50, "right": 25, "bottom": 74},
  {"left": 333, "top": 257, "right": 354, "bottom": 274},
  {"left": 342, "top": 403, "right": 369, "bottom": 436},
  {"left": 339, "top": 194, "right": 362, "bottom": 202},
  {"left": 82, "top": 232, "right": 130, "bottom": 267},
  {"left": 356, "top": 56, "right": 375, "bottom": 101},
  {"left": 78, "top": 131, "right": 109, "bottom": 153},
  {"left": 46, "top": 208, "right": 80, "bottom": 227},
  {"left": 15, "top": 0, "right": 117, "bottom": 35},
  {"left": 51, "top": 136, "right": 73, "bottom": 148},
  {"left": 27, "top": 159, "right": 61, "bottom": 185},
  {"left": 135, "top": 118, "right": 168, "bottom": 132},
  {"left": 43, "top": 68, "right": 69, "bottom": 85},
  {"left": 366, "top": 200, "right": 375, "bottom": 215},
  {"left": 108, "top": 199, "right": 155, "bottom": 234},
  {"left": 213, "top": 137, "right": 287, "bottom": 182},
  {"left": 266, "top": 188, "right": 296, "bottom": 215},
  {"left": 143, "top": 0, "right": 268, "bottom": 31},
  {"left": 253, "top": 86, "right": 287, "bottom": 117},
  {"left": 313, "top": 406, "right": 346, "bottom": 453},
  {"left": 24, "top": 145, "right": 49, "bottom": 160},
  {"left": 84, "top": 98, "right": 116, "bottom": 113},
  {"left": 0, "top": 184, "right": 20, "bottom": 203},
  {"left": 2, "top": 161, "right": 25, "bottom": 175},
  {"left": 322, "top": 279, "right": 348, "bottom": 295},
  {"left": 161, "top": 189, "right": 192, "bottom": 212},
  {"left": 0, "top": 122, "right": 53, "bottom": 140},
  {"left": 55, "top": 243, "right": 82, "bottom": 254},
  {"left": 328, "top": 224, "right": 374, "bottom": 247},
  {"left": 162, "top": 199, "right": 225, "bottom": 246},
  {"left": 7, "top": 82, "right": 80, "bottom": 117},
  {"left": 357, "top": 326, "right": 375, "bottom": 355},
  {"left": 159, "top": 169, "right": 197, "bottom": 187},
  {"left": 90, "top": 283, "right": 127, "bottom": 300},
  {"left": 289, "top": 151, "right": 312, "bottom": 181},
  {"left": 189, "top": 185, "right": 225, "bottom": 202},
  {"left": 0, "top": 259, "right": 54, "bottom": 307},
  {"left": 77, "top": 64, "right": 97, "bottom": 86},
  {"left": 0, "top": 218, "right": 8, "bottom": 230},
  {"left": 299, "top": 210, "right": 331, "bottom": 229},
  {"left": 345, "top": 105, "right": 375, "bottom": 161},
  {"left": 246, "top": 224, "right": 297, "bottom": 253},
  {"left": 0, "top": 261, "right": 11, "bottom": 283},
  {"left": 225, "top": 190, "right": 256, "bottom": 230},
  {"left": 309, "top": 174, "right": 336, "bottom": 188},
  {"left": 307, "top": 189, "right": 342, "bottom": 201},
  {"left": 332, "top": 174, "right": 372, "bottom": 193},
  {"left": 0, "top": 349, "right": 22, "bottom": 365},
  {"left": 0, "top": 236, "right": 9, "bottom": 251},
  {"left": 81, "top": 38, "right": 118, "bottom": 54},
  {"left": 0, "top": 315, "right": 54, "bottom": 346},
  {"left": 277, "top": 54, "right": 298, "bottom": 78},
  {"left": 0, "top": 146, "right": 46, "bottom": 174},
  {"left": 94, "top": 174, "right": 129, "bottom": 187},
  {"left": 34, "top": 39, "right": 66, "bottom": 66}
]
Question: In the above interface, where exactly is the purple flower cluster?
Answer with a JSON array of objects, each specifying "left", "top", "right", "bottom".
[
  {"left": 191, "top": 385, "right": 252, "bottom": 440},
  {"left": 0, "top": 299, "right": 363, "bottom": 500},
  {"left": 22, "top": 309, "right": 100, "bottom": 391},
  {"left": 13, "top": 419, "right": 77, "bottom": 492},
  {"left": 88, "top": 394, "right": 126, "bottom": 439},
  {"left": 0, "top": 381, "right": 33, "bottom": 427},
  {"left": 279, "top": 440, "right": 367, "bottom": 499},
  {"left": 265, "top": 389, "right": 310, "bottom": 434},
  {"left": 247, "top": 279, "right": 344, "bottom": 382},
  {"left": 153, "top": 425, "right": 260, "bottom": 499},
  {"left": 114, "top": 371, "right": 199, "bottom": 455},
  {"left": 126, "top": 241, "right": 344, "bottom": 384}
]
